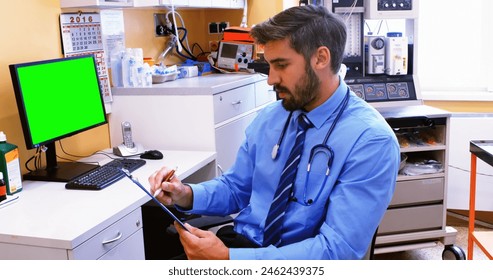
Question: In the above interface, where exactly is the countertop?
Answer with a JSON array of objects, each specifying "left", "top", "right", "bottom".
[{"left": 111, "top": 73, "right": 267, "bottom": 96}]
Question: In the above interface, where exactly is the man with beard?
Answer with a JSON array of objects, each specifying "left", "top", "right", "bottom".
[{"left": 149, "top": 5, "right": 400, "bottom": 260}]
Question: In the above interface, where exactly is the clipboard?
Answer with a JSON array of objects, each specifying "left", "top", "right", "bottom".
[{"left": 120, "top": 168, "right": 190, "bottom": 232}]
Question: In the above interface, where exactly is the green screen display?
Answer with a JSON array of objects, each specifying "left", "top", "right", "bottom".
[{"left": 11, "top": 55, "right": 107, "bottom": 148}]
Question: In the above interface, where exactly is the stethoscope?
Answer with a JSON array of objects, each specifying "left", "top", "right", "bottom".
[{"left": 271, "top": 88, "right": 350, "bottom": 205}]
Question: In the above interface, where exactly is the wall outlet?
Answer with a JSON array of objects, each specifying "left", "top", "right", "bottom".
[
  {"left": 209, "top": 21, "right": 229, "bottom": 34},
  {"left": 209, "top": 22, "right": 219, "bottom": 34},
  {"left": 218, "top": 22, "right": 229, "bottom": 33},
  {"left": 154, "top": 13, "right": 172, "bottom": 36},
  {"left": 209, "top": 41, "right": 220, "bottom": 52}
]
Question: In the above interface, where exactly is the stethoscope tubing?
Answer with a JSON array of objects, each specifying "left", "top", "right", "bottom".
[{"left": 272, "top": 88, "right": 350, "bottom": 205}]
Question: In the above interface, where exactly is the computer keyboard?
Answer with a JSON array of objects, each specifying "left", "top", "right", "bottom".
[{"left": 65, "top": 158, "right": 146, "bottom": 190}]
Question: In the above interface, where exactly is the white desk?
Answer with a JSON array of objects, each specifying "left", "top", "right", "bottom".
[{"left": 0, "top": 150, "right": 216, "bottom": 259}]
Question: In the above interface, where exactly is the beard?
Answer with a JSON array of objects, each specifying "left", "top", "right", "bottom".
[{"left": 275, "top": 64, "right": 321, "bottom": 112}]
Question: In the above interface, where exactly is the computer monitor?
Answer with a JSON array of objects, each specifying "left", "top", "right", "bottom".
[{"left": 9, "top": 55, "right": 107, "bottom": 182}]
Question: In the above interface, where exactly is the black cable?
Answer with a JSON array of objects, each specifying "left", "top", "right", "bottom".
[
  {"left": 191, "top": 42, "right": 207, "bottom": 57},
  {"left": 58, "top": 140, "right": 95, "bottom": 159},
  {"left": 176, "top": 27, "right": 197, "bottom": 60},
  {"left": 57, "top": 140, "right": 101, "bottom": 166},
  {"left": 24, "top": 148, "right": 40, "bottom": 172},
  {"left": 162, "top": 25, "right": 197, "bottom": 61}
]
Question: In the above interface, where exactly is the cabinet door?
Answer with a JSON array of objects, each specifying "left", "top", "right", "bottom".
[
  {"left": 231, "top": 0, "right": 245, "bottom": 8},
  {"left": 160, "top": 0, "right": 189, "bottom": 6},
  {"left": 211, "top": 0, "right": 230, "bottom": 8},
  {"left": 215, "top": 112, "right": 256, "bottom": 174},
  {"left": 60, "top": 0, "right": 132, "bottom": 8},
  {"left": 189, "top": 0, "right": 211, "bottom": 7}
]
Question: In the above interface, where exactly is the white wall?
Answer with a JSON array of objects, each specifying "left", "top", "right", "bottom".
[
  {"left": 447, "top": 114, "right": 493, "bottom": 211},
  {"left": 418, "top": 0, "right": 493, "bottom": 101}
]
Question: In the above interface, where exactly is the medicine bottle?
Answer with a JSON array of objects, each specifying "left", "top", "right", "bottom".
[
  {"left": 0, "top": 172, "right": 6, "bottom": 203},
  {"left": 0, "top": 131, "right": 22, "bottom": 195}
]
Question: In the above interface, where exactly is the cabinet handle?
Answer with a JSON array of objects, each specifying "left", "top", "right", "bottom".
[
  {"left": 102, "top": 231, "right": 123, "bottom": 245},
  {"left": 231, "top": 100, "right": 243, "bottom": 105},
  {"left": 217, "top": 164, "right": 224, "bottom": 176}
]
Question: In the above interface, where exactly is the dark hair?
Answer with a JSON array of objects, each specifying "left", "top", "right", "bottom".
[{"left": 250, "top": 5, "right": 347, "bottom": 74}]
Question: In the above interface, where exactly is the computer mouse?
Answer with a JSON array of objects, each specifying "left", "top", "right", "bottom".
[{"left": 140, "top": 150, "right": 163, "bottom": 160}]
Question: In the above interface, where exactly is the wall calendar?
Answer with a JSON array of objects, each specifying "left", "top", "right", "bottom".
[{"left": 60, "top": 12, "right": 112, "bottom": 103}]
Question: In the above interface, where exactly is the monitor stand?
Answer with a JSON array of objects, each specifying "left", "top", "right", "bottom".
[{"left": 23, "top": 142, "right": 99, "bottom": 182}]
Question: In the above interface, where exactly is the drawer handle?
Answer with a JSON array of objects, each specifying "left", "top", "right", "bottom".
[
  {"left": 231, "top": 100, "right": 243, "bottom": 105},
  {"left": 102, "top": 231, "right": 123, "bottom": 245},
  {"left": 217, "top": 164, "right": 224, "bottom": 176}
]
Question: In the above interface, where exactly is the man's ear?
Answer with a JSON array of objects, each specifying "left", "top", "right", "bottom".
[{"left": 313, "top": 46, "right": 331, "bottom": 70}]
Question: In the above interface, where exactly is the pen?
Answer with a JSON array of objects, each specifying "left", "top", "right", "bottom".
[{"left": 153, "top": 167, "right": 177, "bottom": 198}]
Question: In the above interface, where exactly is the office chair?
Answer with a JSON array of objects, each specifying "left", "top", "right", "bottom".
[
  {"left": 362, "top": 227, "right": 379, "bottom": 260},
  {"left": 141, "top": 200, "right": 234, "bottom": 259}
]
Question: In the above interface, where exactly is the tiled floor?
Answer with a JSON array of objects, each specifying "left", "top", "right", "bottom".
[{"left": 374, "top": 212, "right": 491, "bottom": 260}]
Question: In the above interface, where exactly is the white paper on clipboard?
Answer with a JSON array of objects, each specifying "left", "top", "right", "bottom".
[{"left": 60, "top": 12, "right": 112, "bottom": 103}]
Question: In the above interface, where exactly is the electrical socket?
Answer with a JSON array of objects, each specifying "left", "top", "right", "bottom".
[
  {"left": 209, "top": 22, "right": 219, "bottom": 34},
  {"left": 218, "top": 22, "right": 229, "bottom": 33},
  {"left": 209, "top": 41, "right": 220, "bottom": 52},
  {"left": 208, "top": 21, "right": 230, "bottom": 34},
  {"left": 154, "top": 13, "right": 171, "bottom": 36}
]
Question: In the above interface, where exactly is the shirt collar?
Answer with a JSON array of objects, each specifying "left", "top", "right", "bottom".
[{"left": 299, "top": 79, "right": 349, "bottom": 130}]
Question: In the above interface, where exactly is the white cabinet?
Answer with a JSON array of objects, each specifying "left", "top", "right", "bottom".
[
  {"left": 230, "top": 0, "right": 244, "bottom": 8},
  {"left": 60, "top": 0, "right": 133, "bottom": 8},
  {"left": 0, "top": 205, "right": 145, "bottom": 260},
  {"left": 109, "top": 74, "right": 275, "bottom": 173},
  {"left": 159, "top": 0, "right": 189, "bottom": 6},
  {"left": 188, "top": 0, "right": 211, "bottom": 8},
  {"left": 60, "top": 0, "right": 244, "bottom": 8}
]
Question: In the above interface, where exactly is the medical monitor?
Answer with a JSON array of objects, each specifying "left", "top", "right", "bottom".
[{"left": 9, "top": 55, "right": 107, "bottom": 182}]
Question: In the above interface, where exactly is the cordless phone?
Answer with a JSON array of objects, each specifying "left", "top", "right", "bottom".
[
  {"left": 113, "top": 121, "right": 144, "bottom": 157},
  {"left": 122, "top": 121, "right": 135, "bottom": 149}
]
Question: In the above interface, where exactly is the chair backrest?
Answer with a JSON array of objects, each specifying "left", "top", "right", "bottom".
[{"left": 362, "top": 227, "right": 378, "bottom": 260}]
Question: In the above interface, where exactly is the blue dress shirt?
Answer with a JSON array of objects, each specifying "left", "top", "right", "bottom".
[{"left": 186, "top": 81, "right": 400, "bottom": 259}]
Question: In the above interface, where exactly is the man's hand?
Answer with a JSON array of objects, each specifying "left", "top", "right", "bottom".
[
  {"left": 175, "top": 221, "right": 230, "bottom": 260},
  {"left": 148, "top": 166, "right": 193, "bottom": 209}
]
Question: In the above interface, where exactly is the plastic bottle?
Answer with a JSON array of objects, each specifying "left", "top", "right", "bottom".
[
  {"left": 110, "top": 42, "right": 125, "bottom": 87},
  {"left": 122, "top": 48, "right": 134, "bottom": 87},
  {"left": 0, "top": 131, "right": 22, "bottom": 195},
  {"left": 142, "top": 63, "right": 153, "bottom": 87},
  {"left": 0, "top": 172, "right": 6, "bottom": 203}
]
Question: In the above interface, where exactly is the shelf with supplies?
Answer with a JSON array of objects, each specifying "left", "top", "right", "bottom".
[
  {"left": 395, "top": 116, "right": 447, "bottom": 182},
  {"left": 374, "top": 105, "right": 464, "bottom": 259},
  {"left": 60, "top": 0, "right": 245, "bottom": 9}
]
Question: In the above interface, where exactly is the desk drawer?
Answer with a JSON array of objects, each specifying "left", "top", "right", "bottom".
[
  {"left": 98, "top": 228, "right": 145, "bottom": 260},
  {"left": 390, "top": 177, "right": 444, "bottom": 207},
  {"left": 214, "top": 84, "right": 255, "bottom": 124},
  {"left": 255, "top": 80, "right": 276, "bottom": 107},
  {"left": 72, "top": 208, "right": 143, "bottom": 260},
  {"left": 378, "top": 204, "right": 443, "bottom": 235}
]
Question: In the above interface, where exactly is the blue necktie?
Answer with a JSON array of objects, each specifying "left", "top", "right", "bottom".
[{"left": 263, "top": 114, "right": 313, "bottom": 247}]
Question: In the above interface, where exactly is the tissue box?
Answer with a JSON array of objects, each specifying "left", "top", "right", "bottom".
[
  {"left": 181, "top": 59, "right": 212, "bottom": 76},
  {"left": 177, "top": 66, "right": 198, "bottom": 79}
]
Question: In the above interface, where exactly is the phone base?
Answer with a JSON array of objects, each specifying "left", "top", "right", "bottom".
[{"left": 113, "top": 143, "right": 145, "bottom": 157}]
